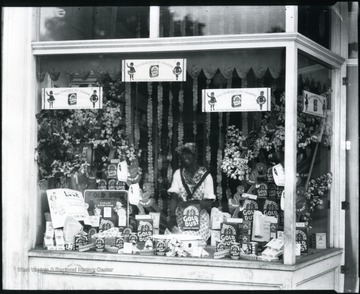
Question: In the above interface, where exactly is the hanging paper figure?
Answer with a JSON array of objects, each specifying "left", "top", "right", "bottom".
[
  {"left": 313, "top": 99, "right": 318, "bottom": 112},
  {"left": 256, "top": 91, "right": 266, "bottom": 110},
  {"left": 46, "top": 90, "right": 55, "bottom": 108},
  {"left": 173, "top": 62, "right": 182, "bottom": 80},
  {"left": 89, "top": 90, "right": 99, "bottom": 108},
  {"left": 127, "top": 62, "right": 136, "bottom": 80},
  {"left": 207, "top": 92, "right": 217, "bottom": 111},
  {"left": 304, "top": 94, "right": 309, "bottom": 111}
]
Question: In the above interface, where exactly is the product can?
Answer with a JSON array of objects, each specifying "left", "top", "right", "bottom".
[
  {"left": 248, "top": 241, "right": 259, "bottom": 255},
  {"left": 230, "top": 242, "right": 241, "bottom": 260},
  {"left": 128, "top": 233, "right": 138, "bottom": 245},
  {"left": 95, "top": 237, "right": 105, "bottom": 252},
  {"left": 115, "top": 236, "right": 124, "bottom": 249},
  {"left": 155, "top": 240, "right": 167, "bottom": 256},
  {"left": 215, "top": 240, "right": 226, "bottom": 252}
]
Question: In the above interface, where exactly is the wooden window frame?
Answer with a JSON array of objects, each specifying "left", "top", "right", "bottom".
[{"left": 3, "top": 5, "right": 347, "bottom": 277}]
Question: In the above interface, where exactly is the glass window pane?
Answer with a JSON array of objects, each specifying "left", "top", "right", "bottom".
[
  {"left": 37, "top": 49, "right": 287, "bottom": 251},
  {"left": 296, "top": 52, "right": 332, "bottom": 253},
  {"left": 160, "top": 6, "right": 285, "bottom": 37},
  {"left": 39, "top": 7, "right": 149, "bottom": 41},
  {"left": 348, "top": 2, "right": 358, "bottom": 59},
  {"left": 298, "top": 6, "right": 331, "bottom": 49}
]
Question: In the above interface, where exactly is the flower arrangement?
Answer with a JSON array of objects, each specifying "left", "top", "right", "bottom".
[
  {"left": 222, "top": 92, "right": 332, "bottom": 181},
  {"left": 221, "top": 125, "right": 253, "bottom": 180},
  {"left": 301, "top": 173, "right": 333, "bottom": 228},
  {"left": 36, "top": 75, "right": 139, "bottom": 180}
]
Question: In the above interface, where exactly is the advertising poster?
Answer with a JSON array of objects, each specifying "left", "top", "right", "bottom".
[
  {"left": 46, "top": 189, "right": 90, "bottom": 229},
  {"left": 121, "top": 59, "right": 186, "bottom": 82},
  {"left": 84, "top": 190, "right": 129, "bottom": 228},
  {"left": 42, "top": 87, "right": 103, "bottom": 110},
  {"left": 302, "top": 90, "right": 326, "bottom": 118},
  {"left": 202, "top": 87, "right": 271, "bottom": 112}
]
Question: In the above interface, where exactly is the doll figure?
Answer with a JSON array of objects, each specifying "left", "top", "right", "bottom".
[
  {"left": 127, "top": 62, "right": 136, "bottom": 80},
  {"left": 89, "top": 90, "right": 99, "bottom": 108},
  {"left": 173, "top": 62, "right": 182, "bottom": 80},
  {"left": 207, "top": 92, "right": 217, "bottom": 111},
  {"left": 46, "top": 91, "right": 55, "bottom": 108},
  {"left": 256, "top": 91, "right": 266, "bottom": 110}
]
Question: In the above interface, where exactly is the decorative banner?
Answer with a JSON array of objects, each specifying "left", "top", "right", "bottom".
[
  {"left": 121, "top": 59, "right": 186, "bottom": 82},
  {"left": 42, "top": 87, "right": 103, "bottom": 110},
  {"left": 202, "top": 87, "right": 271, "bottom": 112},
  {"left": 302, "top": 90, "right": 326, "bottom": 118}
]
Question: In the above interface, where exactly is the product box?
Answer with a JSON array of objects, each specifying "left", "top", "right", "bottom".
[
  {"left": 210, "top": 208, "right": 223, "bottom": 230},
  {"left": 136, "top": 218, "right": 153, "bottom": 243},
  {"left": 277, "top": 231, "right": 284, "bottom": 240},
  {"left": 181, "top": 202, "right": 201, "bottom": 230},
  {"left": 263, "top": 199, "right": 280, "bottom": 219},
  {"left": 242, "top": 199, "right": 258, "bottom": 222},
  {"left": 296, "top": 225, "right": 309, "bottom": 254},
  {"left": 220, "top": 222, "right": 239, "bottom": 247},
  {"left": 270, "top": 223, "right": 278, "bottom": 240},
  {"left": 149, "top": 212, "right": 160, "bottom": 229},
  {"left": 84, "top": 189, "right": 129, "bottom": 228},
  {"left": 108, "top": 179, "right": 117, "bottom": 190},
  {"left": 315, "top": 233, "right": 327, "bottom": 249},
  {"left": 54, "top": 229, "right": 65, "bottom": 250},
  {"left": 107, "top": 163, "right": 118, "bottom": 179},
  {"left": 210, "top": 229, "right": 221, "bottom": 246}
]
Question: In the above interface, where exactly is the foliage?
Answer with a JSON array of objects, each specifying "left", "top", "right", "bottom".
[
  {"left": 222, "top": 92, "right": 332, "bottom": 180},
  {"left": 36, "top": 75, "right": 139, "bottom": 179},
  {"left": 301, "top": 173, "right": 333, "bottom": 228}
]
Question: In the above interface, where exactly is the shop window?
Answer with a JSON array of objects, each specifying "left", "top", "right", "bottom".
[
  {"left": 297, "top": 52, "right": 332, "bottom": 251},
  {"left": 35, "top": 46, "right": 336, "bottom": 262},
  {"left": 298, "top": 6, "right": 331, "bottom": 49},
  {"left": 39, "top": 7, "right": 149, "bottom": 41},
  {"left": 159, "top": 6, "right": 285, "bottom": 37}
]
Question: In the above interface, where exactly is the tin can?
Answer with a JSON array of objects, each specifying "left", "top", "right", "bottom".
[
  {"left": 128, "top": 233, "right": 138, "bottom": 245},
  {"left": 230, "top": 242, "right": 241, "bottom": 260},
  {"left": 248, "top": 241, "right": 259, "bottom": 255},
  {"left": 74, "top": 234, "right": 88, "bottom": 251},
  {"left": 115, "top": 236, "right": 124, "bottom": 249},
  {"left": 154, "top": 240, "right": 167, "bottom": 256},
  {"left": 215, "top": 240, "right": 226, "bottom": 252},
  {"left": 95, "top": 237, "right": 105, "bottom": 252}
]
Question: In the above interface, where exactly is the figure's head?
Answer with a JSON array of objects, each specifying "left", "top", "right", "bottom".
[
  {"left": 176, "top": 142, "right": 198, "bottom": 168},
  {"left": 93, "top": 90, "right": 97, "bottom": 94},
  {"left": 49, "top": 91, "right": 53, "bottom": 94},
  {"left": 176, "top": 62, "right": 180, "bottom": 65},
  {"left": 260, "top": 91, "right": 264, "bottom": 95}
]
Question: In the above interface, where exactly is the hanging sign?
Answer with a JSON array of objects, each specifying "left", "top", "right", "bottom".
[
  {"left": 302, "top": 90, "right": 326, "bottom": 118},
  {"left": 202, "top": 87, "right": 271, "bottom": 112},
  {"left": 42, "top": 87, "right": 103, "bottom": 110},
  {"left": 121, "top": 59, "right": 186, "bottom": 82}
]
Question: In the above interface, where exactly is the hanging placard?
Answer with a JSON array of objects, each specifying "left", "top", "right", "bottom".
[
  {"left": 202, "top": 87, "right": 271, "bottom": 112},
  {"left": 302, "top": 90, "right": 326, "bottom": 118},
  {"left": 121, "top": 59, "right": 186, "bottom": 82},
  {"left": 42, "top": 87, "right": 103, "bottom": 110}
]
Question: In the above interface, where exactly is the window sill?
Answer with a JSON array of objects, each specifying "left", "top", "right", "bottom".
[{"left": 28, "top": 246, "right": 342, "bottom": 271}]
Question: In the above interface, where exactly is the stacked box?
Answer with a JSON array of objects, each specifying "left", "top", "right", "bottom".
[
  {"left": 210, "top": 229, "right": 221, "bottom": 246},
  {"left": 296, "top": 225, "right": 309, "bottom": 254},
  {"left": 220, "top": 222, "right": 239, "bottom": 248},
  {"left": 136, "top": 218, "right": 153, "bottom": 244},
  {"left": 240, "top": 220, "right": 252, "bottom": 251}
]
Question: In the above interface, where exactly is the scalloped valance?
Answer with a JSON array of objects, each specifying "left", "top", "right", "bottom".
[{"left": 38, "top": 49, "right": 285, "bottom": 84}]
